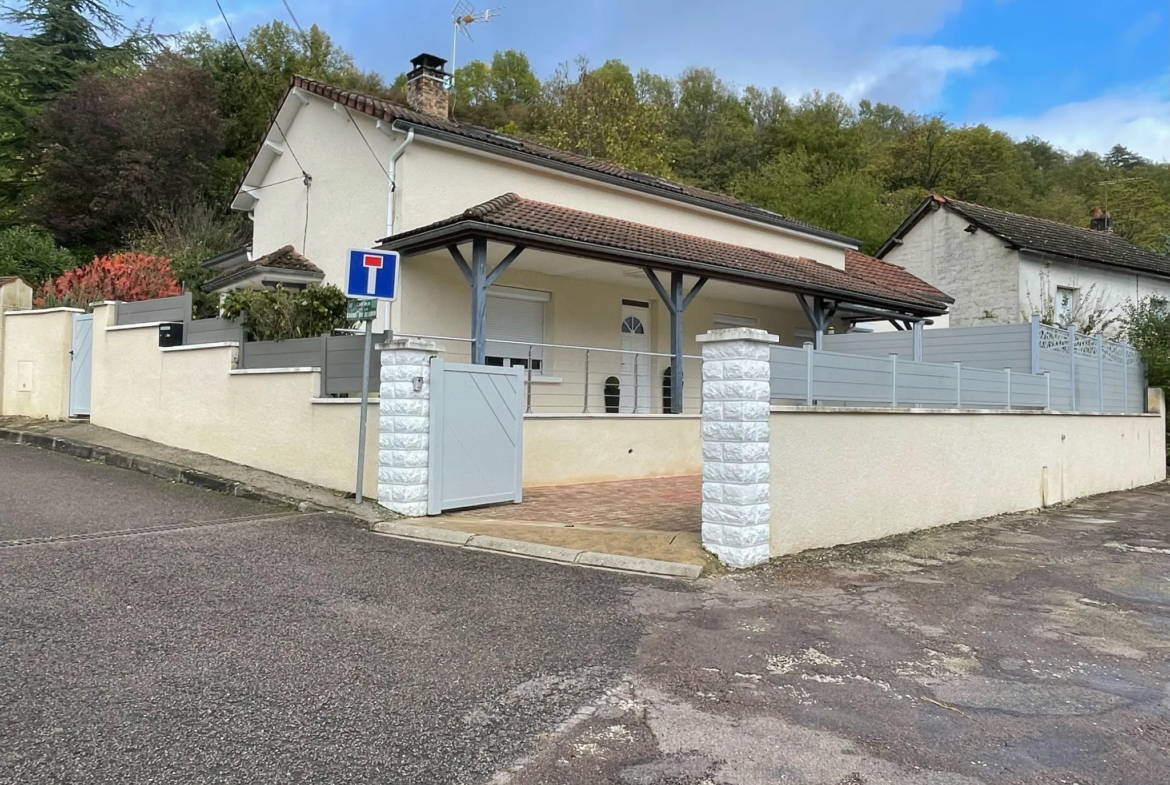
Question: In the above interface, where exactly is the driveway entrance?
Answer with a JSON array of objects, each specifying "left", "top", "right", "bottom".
[{"left": 432, "top": 475, "right": 705, "bottom": 565}]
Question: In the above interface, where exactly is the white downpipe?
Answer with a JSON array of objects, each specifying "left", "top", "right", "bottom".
[
  {"left": 385, "top": 128, "right": 415, "bottom": 238},
  {"left": 381, "top": 128, "right": 414, "bottom": 331}
]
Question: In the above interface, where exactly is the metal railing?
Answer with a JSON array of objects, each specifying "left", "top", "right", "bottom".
[{"left": 398, "top": 333, "right": 703, "bottom": 414}]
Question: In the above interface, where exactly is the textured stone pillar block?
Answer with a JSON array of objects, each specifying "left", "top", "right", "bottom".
[
  {"left": 377, "top": 337, "right": 440, "bottom": 517},
  {"left": 697, "top": 328, "right": 778, "bottom": 568}
]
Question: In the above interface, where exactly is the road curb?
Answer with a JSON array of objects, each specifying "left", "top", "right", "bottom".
[
  {"left": 0, "top": 426, "right": 327, "bottom": 514},
  {"left": 371, "top": 520, "right": 703, "bottom": 580},
  {"left": 4, "top": 425, "right": 705, "bottom": 580}
]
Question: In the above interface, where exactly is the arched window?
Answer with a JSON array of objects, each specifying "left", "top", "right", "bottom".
[{"left": 621, "top": 316, "right": 644, "bottom": 334}]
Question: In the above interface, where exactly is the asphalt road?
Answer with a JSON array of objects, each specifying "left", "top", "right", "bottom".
[{"left": 0, "top": 442, "right": 652, "bottom": 784}]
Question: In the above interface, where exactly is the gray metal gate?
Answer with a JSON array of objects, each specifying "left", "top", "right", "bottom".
[
  {"left": 69, "top": 313, "right": 94, "bottom": 417},
  {"left": 428, "top": 358, "right": 524, "bottom": 514}
]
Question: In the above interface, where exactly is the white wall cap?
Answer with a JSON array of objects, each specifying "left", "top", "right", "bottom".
[
  {"left": 696, "top": 328, "right": 779, "bottom": 344},
  {"left": 377, "top": 337, "right": 442, "bottom": 353}
]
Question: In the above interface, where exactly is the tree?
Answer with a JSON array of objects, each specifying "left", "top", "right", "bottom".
[
  {"left": 38, "top": 252, "right": 181, "bottom": 307},
  {"left": 451, "top": 50, "right": 540, "bottom": 130},
  {"left": 0, "top": 0, "right": 152, "bottom": 224},
  {"left": 30, "top": 55, "right": 224, "bottom": 254},
  {"left": 536, "top": 58, "right": 672, "bottom": 177},
  {"left": 0, "top": 225, "right": 75, "bottom": 283},
  {"left": 733, "top": 149, "right": 896, "bottom": 252},
  {"left": 1124, "top": 296, "right": 1170, "bottom": 390},
  {"left": 1106, "top": 144, "right": 1145, "bottom": 171},
  {"left": 669, "top": 68, "right": 756, "bottom": 190},
  {"left": 182, "top": 22, "right": 387, "bottom": 175},
  {"left": 130, "top": 201, "right": 251, "bottom": 318}
]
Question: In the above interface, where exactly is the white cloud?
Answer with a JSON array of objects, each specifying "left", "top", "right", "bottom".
[
  {"left": 841, "top": 45, "right": 999, "bottom": 106},
  {"left": 984, "top": 79, "right": 1170, "bottom": 161}
]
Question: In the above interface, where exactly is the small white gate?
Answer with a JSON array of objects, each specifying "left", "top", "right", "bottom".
[
  {"left": 428, "top": 359, "right": 524, "bottom": 514},
  {"left": 69, "top": 313, "right": 94, "bottom": 417}
]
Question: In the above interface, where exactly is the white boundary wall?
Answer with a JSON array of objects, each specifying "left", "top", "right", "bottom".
[{"left": 699, "top": 328, "right": 1167, "bottom": 567}]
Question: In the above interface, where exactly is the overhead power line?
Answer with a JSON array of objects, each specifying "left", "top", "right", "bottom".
[
  {"left": 278, "top": 0, "right": 395, "bottom": 189},
  {"left": 213, "top": 0, "right": 309, "bottom": 180}
]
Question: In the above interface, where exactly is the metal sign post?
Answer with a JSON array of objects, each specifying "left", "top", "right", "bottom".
[{"left": 345, "top": 249, "right": 400, "bottom": 505}]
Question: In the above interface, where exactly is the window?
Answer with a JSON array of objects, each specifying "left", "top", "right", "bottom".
[
  {"left": 711, "top": 313, "right": 758, "bottom": 330},
  {"left": 1055, "top": 286, "right": 1078, "bottom": 326},
  {"left": 485, "top": 286, "right": 549, "bottom": 371}
]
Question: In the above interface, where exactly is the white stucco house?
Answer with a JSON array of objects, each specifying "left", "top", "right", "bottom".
[
  {"left": 219, "top": 53, "right": 950, "bottom": 412},
  {"left": 877, "top": 195, "right": 1170, "bottom": 333}
]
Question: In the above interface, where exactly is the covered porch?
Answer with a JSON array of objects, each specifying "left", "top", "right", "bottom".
[{"left": 379, "top": 193, "right": 948, "bottom": 415}]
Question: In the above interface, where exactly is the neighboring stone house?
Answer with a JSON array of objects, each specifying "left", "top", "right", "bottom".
[{"left": 877, "top": 195, "right": 1170, "bottom": 331}]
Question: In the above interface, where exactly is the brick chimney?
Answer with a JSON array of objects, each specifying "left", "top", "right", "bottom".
[
  {"left": 406, "top": 53, "right": 449, "bottom": 117},
  {"left": 1089, "top": 206, "right": 1114, "bottom": 233}
]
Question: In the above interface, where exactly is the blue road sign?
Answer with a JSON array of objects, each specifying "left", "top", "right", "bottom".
[{"left": 346, "top": 249, "right": 400, "bottom": 300}]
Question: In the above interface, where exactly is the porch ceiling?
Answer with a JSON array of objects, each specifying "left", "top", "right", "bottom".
[{"left": 379, "top": 193, "right": 948, "bottom": 318}]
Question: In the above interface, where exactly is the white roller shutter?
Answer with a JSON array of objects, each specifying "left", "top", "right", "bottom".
[{"left": 486, "top": 287, "right": 547, "bottom": 360}]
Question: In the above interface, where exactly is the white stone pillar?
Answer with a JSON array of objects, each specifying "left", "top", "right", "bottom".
[
  {"left": 697, "top": 328, "right": 778, "bottom": 569},
  {"left": 377, "top": 337, "right": 440, "bottom": 517}
]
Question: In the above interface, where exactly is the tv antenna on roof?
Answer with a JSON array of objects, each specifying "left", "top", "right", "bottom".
[{"left": 450, "top": 1, "right": 503, "bottom": 114}]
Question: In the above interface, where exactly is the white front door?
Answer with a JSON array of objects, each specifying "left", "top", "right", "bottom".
[{"left": 620, "top": 302, "right": 651, "bottom": 413}]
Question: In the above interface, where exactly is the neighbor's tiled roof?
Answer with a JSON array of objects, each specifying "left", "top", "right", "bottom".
[
  {"left": 382, "top": 194, "right": 948, "bottom": 312},
  {"left": 203, "top": 245, "right": 323, "bottom": 291},
  {"left": 884, "top": 195, "right": 1170, "bottom": 278},
  {"left": 844, "top": 249, "right": 952, "bottom": 303},
  {"left": 278, "top": 76, "right": 858, "bottom": 247}
]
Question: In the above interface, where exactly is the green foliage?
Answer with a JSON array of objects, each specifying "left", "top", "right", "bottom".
[
  {"left": 129, "top": 202, "right": 250, "bottom": 318},
  {"left": 0, "top": 225, "right": 75, "bottom": 283},
  {"left": 219, "top": 284, "right": 351, "bottom": 342},
  {"left": 30, "top": 55, "right": 224, "bottom": 254},
  {"left": 181, "top": 22, "right": 387, "bottom": 167},
  {"left": 534, "top": 58, "right": 673, "bottom": 177},
  {"left": 0, "top": 0, "right": 155, "bottom": 225},
  {"left": 1123, "top": 296, "right": 1170, "bottom": 392}
]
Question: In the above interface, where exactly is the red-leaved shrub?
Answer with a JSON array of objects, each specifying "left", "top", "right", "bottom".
[{"left": 37, "top": 253, "right": 182, "bottom": 309}]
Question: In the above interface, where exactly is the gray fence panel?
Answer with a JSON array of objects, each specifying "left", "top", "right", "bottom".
[
  {"left": 897, "top": 363, "right": 962, "bottom": 406},
  {"left": 823, "top": 323, "right": 1035, "bottom": 371},
  {"left": 239, "top": 335, "right": 323, "bottom": 370},
  {"left": 116, "top": 293, "right": 192, "bottom": 326},
  {"left": 1011, "top": 373, "right": 1049, "bottom": 408},
  {"left": 1074, "top": 354, "right": 1102, "bottom": 411},
  {"left": 1046, "top": 372, "right": 1073, "bottom": 410},
  {"left": 323, "top": 332, "right": 389, "bottom": 396},
  {"left": 769, "top": 348, "right": 809, "bottom": 399},
  {"left": 186, "top": 317, "right": 244, "bottom": 345},
  {"left": 812, "top": 352, "right": 894, "bottom": 403},
  {"left": 1128, "top": 364, "right": 1146, "bottom": 412},
  {"left": 821, "top": 332, "right": 913, "bottom": 357}
]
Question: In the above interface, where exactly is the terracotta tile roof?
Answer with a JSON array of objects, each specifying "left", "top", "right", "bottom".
[
  {"left": 881, "top": 194, "right": 1170, "bottom": 278},
  {"left": 844, "top": 249, "right": 952, "bottom": 303},
  {"left": 203, "top": 245, "right": 323, "bottom": 291},
  {"left": 382, "top": 194, "right": 948, "bottom": 313},
  {"left": 272, "top": 76, "right": 858, "bottom": 247}
]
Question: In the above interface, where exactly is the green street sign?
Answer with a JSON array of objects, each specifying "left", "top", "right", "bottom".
[{"left": 346, "top": 298, "right": 378, "bottom": 322}]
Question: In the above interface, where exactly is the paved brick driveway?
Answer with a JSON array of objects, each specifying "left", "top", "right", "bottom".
[{"left": 448, "top": 475, "right": 702, "bottom": 532}]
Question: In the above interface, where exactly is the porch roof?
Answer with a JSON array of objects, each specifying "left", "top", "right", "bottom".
[{"left": 378, "top": 194, "right": 949, "bottom": 316}]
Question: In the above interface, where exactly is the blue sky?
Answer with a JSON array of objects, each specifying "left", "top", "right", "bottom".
[{"left": 30, "top": 0, "right": 1170, "bottom": 158}]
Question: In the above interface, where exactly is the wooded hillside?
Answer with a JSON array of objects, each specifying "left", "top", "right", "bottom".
[{"left": 2, "top": 0, "right": 1167, "bottom": 292}]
